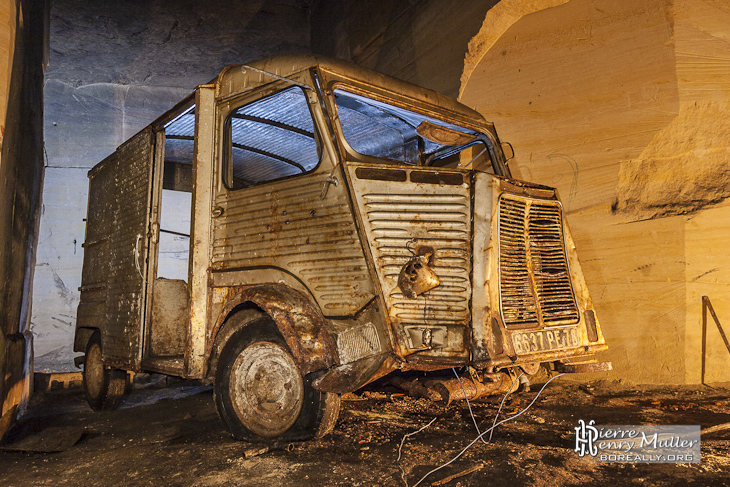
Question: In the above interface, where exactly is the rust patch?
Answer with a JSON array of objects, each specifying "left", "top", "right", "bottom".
[
  {"left": 355, "top": 167, "right": 407, "bottom": 182},
  {"left": 269, "top": 195, "right": 282, "bottom": 254},
  {"left": 208, "top": 284, "right": 338, "bottom": 376},
  {"left": 409, "top": 170, "right": 463, "bottom": 186},
  {"left": 554, "top": 361, "right": 613, "bottom": 373},
  {"left": 386, "top": 370, "right": 518, "bottom": 405}
]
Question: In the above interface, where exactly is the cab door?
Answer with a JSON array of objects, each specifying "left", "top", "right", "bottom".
[
  {"left": 138, "top": 85, "right": 217, "bottom": 379},
  {"left": 209, "top": 71, "right": 375, "bottom": 318},
  {"left": 140, "top": 98, "right": 196, "bottom": 375}
]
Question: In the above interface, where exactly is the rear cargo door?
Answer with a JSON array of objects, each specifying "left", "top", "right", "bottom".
[{"left": 81, "top": 127, "right": 156, "bottom": 370}]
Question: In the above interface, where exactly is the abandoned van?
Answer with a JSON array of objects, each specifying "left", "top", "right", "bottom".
[{"left": 74, "top": 55, "right": 609, "bottom": 442}]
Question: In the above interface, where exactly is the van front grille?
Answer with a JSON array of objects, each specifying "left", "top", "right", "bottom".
[{"left": 498, "top": 195, "right": 579, "bottom": 329}]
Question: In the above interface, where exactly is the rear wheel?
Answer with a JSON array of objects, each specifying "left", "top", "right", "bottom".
[
  {"left": 83, "top": 332, "right": 127, "bottom": 411},
  {"left": 214, "top": 317, "right": 340, "bottom": 442}
]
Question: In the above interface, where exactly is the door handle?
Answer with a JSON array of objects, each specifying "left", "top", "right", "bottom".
[
  {"left": 320, "top": 164, "right": 341, "bottom": 199},
  {"left": 212, "top": 206, "right": 224, "bottom": 217},
  {"left": 320, "top": 175, "right": 339, "bottom": 199},
  {"left": 133, "top": 234, "right": 144, "bottom": 278}
]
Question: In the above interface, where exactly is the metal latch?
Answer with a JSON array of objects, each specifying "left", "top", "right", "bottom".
[
  {"left": 320, "top": 174, "right": 339, "bottom": 199},
  {"left": 150, "top": 222, "right": 159, "bottom": 244}
]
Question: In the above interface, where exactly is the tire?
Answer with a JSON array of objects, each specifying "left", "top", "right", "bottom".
[
  {"left": 83, "top": 331, "right": 127, "bottom": 411},
  {"left": 214, "top": 316, "right": 340, "bottom": 443}
]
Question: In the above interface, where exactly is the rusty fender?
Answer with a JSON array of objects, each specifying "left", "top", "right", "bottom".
[{"left": 208, "top": 284, "right": 338, "bottom": 376}]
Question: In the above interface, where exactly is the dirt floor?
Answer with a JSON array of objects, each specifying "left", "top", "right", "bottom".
[{"left": 1, "top": 373, "right": 729, "bottom": 487}]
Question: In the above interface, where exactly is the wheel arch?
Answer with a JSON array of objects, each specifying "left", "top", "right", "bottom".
[
  {"left": 207, "top": 304, "right": 266, "bottom": 378},
  {"left": 206, "top": 284, "right": 339, "bottom": 378},
  {"left": 74, "top": 327, "right": 99, "bottom": 354}
]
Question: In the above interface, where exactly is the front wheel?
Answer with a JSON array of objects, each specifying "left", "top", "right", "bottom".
[
  {"left": 213, "top": 317, "right": 340, "bottom": 442},
  {"left": 83, "top": 331, "right": 127, "bottom": 411}
]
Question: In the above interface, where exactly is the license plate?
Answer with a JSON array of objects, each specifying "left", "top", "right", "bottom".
[{"left": 511, "top": 327, "right": 579, "bottom": 354}]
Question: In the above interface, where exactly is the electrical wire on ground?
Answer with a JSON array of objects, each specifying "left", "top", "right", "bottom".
[
  {"left": 452, "top": 367, "right": 523, "bottom": 444},
  {"left": 398, "top": 372, "right": 565, "bottom": 487},
  {"left": 487, "top": 371, "right": 524, "bottom": 443},
  {"left": 397, "top": 417, "right": 438, "bottom": 486}
]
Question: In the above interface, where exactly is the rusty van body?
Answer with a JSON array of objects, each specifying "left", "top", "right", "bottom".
[{"left": 74, "top": 55, "right": 609, "bottom": 441}]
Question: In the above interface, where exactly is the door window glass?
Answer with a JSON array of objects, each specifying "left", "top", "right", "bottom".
[
  {"left": 157, "top": 104, "right": 194, "bottom": 281},
  {"left": 227, "top": 87, "right": 320, "bottom": 189}
]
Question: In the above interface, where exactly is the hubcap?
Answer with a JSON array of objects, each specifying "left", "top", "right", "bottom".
[{"left": 230, "top": 342, "right": 304, "bottom": 437}]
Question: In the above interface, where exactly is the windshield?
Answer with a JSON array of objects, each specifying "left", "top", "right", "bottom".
[{"left": 334, "top": 89, "right": 495, "bottom": 173}]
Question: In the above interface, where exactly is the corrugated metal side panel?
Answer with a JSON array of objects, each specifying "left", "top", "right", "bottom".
[
  {"left": 348, "top": 167, "right": 472, "bottom": 343},
  {"left": 80, "top": 128, "right": 153, "bottom": 367},
  {"left": 211, "top": 171, "right": 375, "bottom": 316}
]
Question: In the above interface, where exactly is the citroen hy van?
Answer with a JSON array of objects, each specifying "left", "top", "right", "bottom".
[{"left": 74, "top": 55, "right": 609, "bottom": 442}]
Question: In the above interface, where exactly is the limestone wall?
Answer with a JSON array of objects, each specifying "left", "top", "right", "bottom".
[
  {"left": 460, "top": 0, "right": 730, "bottom": 383},
  {"left": 1, "top": 0, "right": 45, "bottom": 433},
  {"left": 311, "top": 0, "right": 499, "bottom": 98},
  {"left": 33, "top": 0, "right": 311, "bottom": 371}
]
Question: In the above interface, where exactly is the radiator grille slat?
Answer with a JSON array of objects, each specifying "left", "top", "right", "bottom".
[{"left": 498, "top": 195, "right": 579, "bottom": 328}]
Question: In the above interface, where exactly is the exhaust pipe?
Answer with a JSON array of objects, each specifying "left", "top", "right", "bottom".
[{"left": 430, "top": 372, "right": 517, "bottom": 405}]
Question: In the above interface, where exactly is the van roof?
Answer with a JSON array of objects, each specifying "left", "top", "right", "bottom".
[{"left": 214, "top": 54, "right": 487, "bottom": 124}]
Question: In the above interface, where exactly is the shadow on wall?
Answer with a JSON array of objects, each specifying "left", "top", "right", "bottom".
[{"left": 311, "top": 0, "right": 499, "bottom": 98}]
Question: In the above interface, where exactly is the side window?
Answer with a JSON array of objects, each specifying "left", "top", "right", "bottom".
[{"left": 226, "top": 86, "right": 320, "bottom": 189}]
